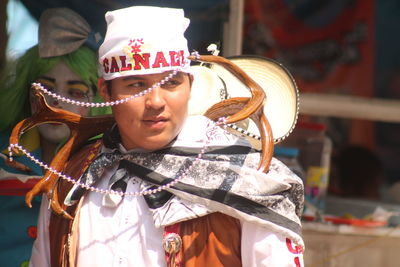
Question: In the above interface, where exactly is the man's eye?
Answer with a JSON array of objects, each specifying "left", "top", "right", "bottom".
[
  {"left": 162, "top": 79, "right": 180, "bottom": 88},
  {"left": 128, "top": 81, "right": 146, "bottom": 88}
]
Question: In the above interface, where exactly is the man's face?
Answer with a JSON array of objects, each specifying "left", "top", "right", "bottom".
[{"left": 99, "top": 71, "right": 192, "bottom": 151}]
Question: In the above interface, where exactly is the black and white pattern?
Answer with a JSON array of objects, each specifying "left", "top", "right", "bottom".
[{"left": 65, "top": 115, "right": 305, "bottom": 247}]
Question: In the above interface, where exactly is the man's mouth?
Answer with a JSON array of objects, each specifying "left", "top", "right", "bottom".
[{"left": 143, "top": 117, "right": 168, "bottom": 128}]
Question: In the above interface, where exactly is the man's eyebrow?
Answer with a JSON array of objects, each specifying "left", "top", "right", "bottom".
[
  {"left": 121, "top": 76, "right": 142, "bottom": 81},
  {"left": 175, "top": 71, "right": 185, "bottom": 78},
  {"left": 37, "top": 76, "right": 55, "bottom": 83}
]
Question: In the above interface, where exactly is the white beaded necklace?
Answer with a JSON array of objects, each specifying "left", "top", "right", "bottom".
[
  {"left": 8, "top": 117, "right": 226, "bottom": 196},
  {"left": 7, "top": 55, "right": 229, "bottom": 196},
  {"left": 32, "top": 70, "right": 179, "bottom": 108}
]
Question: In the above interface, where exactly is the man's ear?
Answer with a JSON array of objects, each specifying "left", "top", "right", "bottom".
[{"left": 98, "top": 78, "right": 111, "bottom": 101}]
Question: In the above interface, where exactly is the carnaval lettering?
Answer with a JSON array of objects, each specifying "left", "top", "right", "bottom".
[
  {"left": 152, "top": 51, "right": 170, "bottom": 68},
  {"left": 169, "top": 51, "right": 184, "bottom": 66},
  {"left": 132, "top": 53, "right": 150, "bottom": 70},
  {"left": 102, "top": 50, "right": 185, "bottom": 74},
  {"left": 119, "top": 56, "right": 132, "bottom": 71},
  {"left": 110, "top": 57, "right": 120, "bottom": 73},
  {"left": 103, "top": 58, "right": 109, "bottom": 73}
]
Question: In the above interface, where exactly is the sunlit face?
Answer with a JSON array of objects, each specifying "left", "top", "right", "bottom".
[
  {"left": 30, "top": 61, "right": 94, "bottom": 143},
  {"left": 99, "top": 71, "right": 192, "bottom": 151}
]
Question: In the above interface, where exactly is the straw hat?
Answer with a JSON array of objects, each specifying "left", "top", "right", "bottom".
[{"left": 189, "top": 55, "right": 299, "bottom": 144}]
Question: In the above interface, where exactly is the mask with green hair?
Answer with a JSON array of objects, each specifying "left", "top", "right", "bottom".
[{"left": 0, "top": 45, "right": 110, "bottom": 132}]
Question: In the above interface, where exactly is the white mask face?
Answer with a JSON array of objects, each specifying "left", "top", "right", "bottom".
[{"left": 30, "top": 61, "right": 95, "bottom": 143}]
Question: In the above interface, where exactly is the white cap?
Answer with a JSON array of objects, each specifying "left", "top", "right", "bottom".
[{"left": 99, "top": 6, "right": 191, "bottom": 80}]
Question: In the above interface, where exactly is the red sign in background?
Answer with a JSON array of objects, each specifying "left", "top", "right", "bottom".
[{"left": 243, "top": 0, "right": 375, "bottom": 148}]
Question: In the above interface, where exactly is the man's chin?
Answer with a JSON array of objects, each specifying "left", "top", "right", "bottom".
[{"left": 122, "top": 134, "right": 176, "bottom": 151}]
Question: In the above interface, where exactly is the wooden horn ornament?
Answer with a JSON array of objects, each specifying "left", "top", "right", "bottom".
[
  {"left": 10, "top": 86, "right": 114, "bottom": 218},
  {"left": 188, "top": 55, "right": 274, "bottom": 173},
  {"left": 9, "top": 55, "right": 273, "bottom": 218}
]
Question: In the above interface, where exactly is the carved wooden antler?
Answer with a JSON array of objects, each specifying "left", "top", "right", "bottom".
[
  {"left": 9, "top": 55, "right": 273, "bottom": 219},
  {"left": 9, "top": 86, "right": 114, "bottom": 218},
  {"left": 188, "top": 55, "right": 274, "bottom": 173}
]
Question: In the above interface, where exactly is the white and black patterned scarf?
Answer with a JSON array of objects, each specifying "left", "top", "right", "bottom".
[{"left": 65, "top": 116, "right": 305, "bottom": 247}]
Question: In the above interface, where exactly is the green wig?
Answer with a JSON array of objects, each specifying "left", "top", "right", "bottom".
[{"left": 0, "top": 45, "right": 110, "bottom": 132}]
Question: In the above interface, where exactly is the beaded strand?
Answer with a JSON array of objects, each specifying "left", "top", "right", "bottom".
[
  {"left": 6, "top": 52, "right": 231, "bottom": 196},
  {"left": 7, "top": 117, "right": 227, "bottom": 196},
  {"left": 32, "top": 70, "right": 180, "bottom": 108}
]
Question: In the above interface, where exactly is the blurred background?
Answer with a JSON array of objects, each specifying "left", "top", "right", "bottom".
[
  {"left": 2, "top": 0, "right": 400, "bottom": 265},
  {"left": 3, "top": 0, "right": 399, "bottom": 204},
  {"left": 2, "top": 0, "right": 400, "bottom": 206}
]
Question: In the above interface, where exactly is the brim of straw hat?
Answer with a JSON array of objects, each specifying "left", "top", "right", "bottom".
[{"left": 188, "top": 55, "right": 299, "bottom": 143}]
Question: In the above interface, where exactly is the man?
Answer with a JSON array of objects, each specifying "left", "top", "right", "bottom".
[{"left": 30, "top": 6, "right": 304, "bottom": 267}]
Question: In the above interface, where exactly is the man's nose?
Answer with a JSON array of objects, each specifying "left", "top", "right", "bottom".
[{"left": 145, "top": 87, "right": 166, "bottom": 110}]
